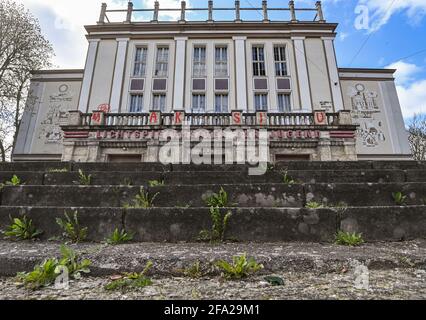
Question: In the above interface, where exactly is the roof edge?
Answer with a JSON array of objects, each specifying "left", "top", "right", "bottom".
[
  {"left": 338, "top": 68, "right": 396, "bottom": 74},
  {"left": 31, "top": 69, "right": 84, "bottom": 75}
]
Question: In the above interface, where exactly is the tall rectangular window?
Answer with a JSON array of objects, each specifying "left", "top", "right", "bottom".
[
  {"left": 215, "top": 46, "right": 228, "bottom": 77},
  {"left": 277, "top": 94, "right": 291, "bottom": 112},
  {"left": 274, "top": 46, "right": 287, "bottom": 76},
  {"left": 192, "top": 94, "right": 206, "bottom": 113},
  {"left": 155, "top": 47, "right": 169, "bottom": 77},
  {"left": 193, "top": 46, "right": 206, "bottom": 77},
  {"left": 252, "top": 46, "right": 266, "bottom": 76},
  {"left": 254, "top": 93, "right": 268, "bottom": 111},
  {"left": 215, "top": 94, "right": 228, "bottom": 113},
  {"left": 152, "top": 94, "right": 166, "bottom": 111},
  {"left": 130, "top": 94, "right": 143, "bottom": 113},
  {"left": 133, "top": 47, "right": 148, "bottom": 77}
]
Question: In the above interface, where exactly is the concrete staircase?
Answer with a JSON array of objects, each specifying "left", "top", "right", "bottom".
[{"left": 1, "top": 161, "right": 426, "bottom": 243}]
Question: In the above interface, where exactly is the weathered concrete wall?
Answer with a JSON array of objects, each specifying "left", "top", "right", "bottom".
[
  {"left": 13, "top": 71, "right": 83, "bottom": 161},
  {"left": 339, "top": 69, "right": 412, "bottom": 160}
]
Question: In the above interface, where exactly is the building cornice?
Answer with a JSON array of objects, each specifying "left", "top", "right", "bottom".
[
  {"left": 31, "top": 69, "right": 84, "bottom": 75},
  {"left": 338, "top": 68, "right": 396, "bottom": 74},
  {"left": 85, "top": 21, "right": 338, "bottom": 35}
]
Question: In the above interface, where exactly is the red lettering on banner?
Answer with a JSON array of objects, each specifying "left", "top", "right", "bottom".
[
  {"left": 174, "top": 112, "right": 182, "bottom": 125},
  {"left": 149, "top": 112, "right": 159, "bottom": 125},
  {"left": 91, "top": 112, "right": 101, "bottom": 123},
  {"left": 314, "top": 111, "right": 327, "bottom": 125},
  {"left": 233, "top": 112, "right": 241, "bottom": 124}
]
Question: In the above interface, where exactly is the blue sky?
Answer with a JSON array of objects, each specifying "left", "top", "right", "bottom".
[{"left": 16, "top": 0, "right": 426, "bottom": 119}]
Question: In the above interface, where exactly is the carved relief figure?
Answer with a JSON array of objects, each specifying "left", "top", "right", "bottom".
[
  {"left": 358, "top": 120, "right": 386, "bottom": 148},
  {"left": 348, "top": 83, "right": 386, "bottom": 148},
  {"left": 37, "top": 84, "right": 72, "bottom": 143}
]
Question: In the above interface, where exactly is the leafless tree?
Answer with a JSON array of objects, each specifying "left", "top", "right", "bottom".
[
  {"left": 408, "top": 114, "right": 426, "bottom": 161},
  {"left": 0, "top": 0, "right": 53, "bottom": 161}
]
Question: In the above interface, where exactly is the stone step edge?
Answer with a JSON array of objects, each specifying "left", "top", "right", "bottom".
[
  {"left": 1, "top": 205, "right": 425, "bottom": 209},
  {"left": 3, "top": 182, "right": 426, "bottom": 187},
  {"left": 0, "top": 240, "right": 425, "bottom": 277}
]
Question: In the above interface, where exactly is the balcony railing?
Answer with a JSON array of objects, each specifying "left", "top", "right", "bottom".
[
  {"left": 76, "top": 112, "right": 341, "bottom": 127},
  {"left": 97, "top": 1, "right": 326, "bottom": 24}
]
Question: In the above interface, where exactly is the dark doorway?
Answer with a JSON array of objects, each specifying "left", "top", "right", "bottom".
[
  {"left": 108, "top": 154, "right": 142, "bottom": 163},
  {"left": 275, "top": 154, "right": 310, "bottom": 162}
]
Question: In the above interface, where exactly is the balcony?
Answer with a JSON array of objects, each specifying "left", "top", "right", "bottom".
[
  {"left": 63, "top": 110, "right": 355, "bottom": 130},
  {"left": 97, "top": 1, "right": 326, "bottom": 25}
]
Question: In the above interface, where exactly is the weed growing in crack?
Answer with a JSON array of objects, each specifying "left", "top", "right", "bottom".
[
  {"left": 74, "top": 169, "right": 92, "bottom": 185},
  {"left": 104, "top": 261, "right": 153, "bottom": 292},
  {"left": 148, "top": 180, "right": 164, "bottom": 187},
  {"left": 3, "top": 215, "right": 42, "bottom": 240},
  {"left": 216, "top": 254, "right": 264, "bottom": 280},
  {"left": 281, "top": 169, "right": 296, "bottom": 186},
  {"left": 16, "top": 245, "right": 91, "bottom": 290},
  {"left": 124, "top": 186, "right": 159, "bottom": 209},
  {"left": 392, "top": 192, "right": 407, "bottom": 205},
  {"left": 0, "top": 175, "right": 23, "bottom": 190},
  {"left": 106, "top": 228, "right": 134, "bottom": 245},
  {"left": 205, "top": 187, "right": 230, "bottom": 207},
  {"left": 334, "top": 231, "right": 364, "bottom": 246},
  {"left": 199, "top": 206, "right": 232, "bottom": 243},
  {"left": 305, "top": 201, "right": 324, "bottom": 209},
  {"left": 56, "top": 211, "right": 88, "bottom": 243}
]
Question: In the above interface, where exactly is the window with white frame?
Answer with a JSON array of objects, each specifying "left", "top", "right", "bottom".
[
  {"left": 252, "top": 46, "right": 266, "bottom": 76},
  {"left": 274, "top": 46, "right": 287, "bottom": 77},
  {"left": 193, "top": 46, "right": 207, "bottom": 77},
  {"left": 155, "top": 47, "right": 169, "bottom": 77},
  {"left": 215, "top": 46, "right": 228, "bottom": 77},
  {"left": 277, "top": 93, "right": 291, "bottom": 112},
  {"left": 129, "top": 94, "right": 143, "bottom": 113},
  {"left": 215, "top": 94, "right": 228, "bottom": 113},
  {"left": 192, "top": 94, "right": 206, "bottom": 113},
  {"left": 254, "top": 93, "right": 268, "bottom": 111},
  {"left": 133, "top": 47, "right": 148, "bottom": 77},
  {"left": 152, "top": 94, "right": 166, "bottom": 111}
]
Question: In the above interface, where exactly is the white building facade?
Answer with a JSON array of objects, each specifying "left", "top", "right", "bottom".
[{"left": 13, "top": 1, "right": 411, "bottom": 163}]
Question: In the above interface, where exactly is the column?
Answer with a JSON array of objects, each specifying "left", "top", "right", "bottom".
[
  {"left": 110, "top": 38, "right": 129, "bottom": 113},
  {"left": 292, "top": 37, "right": 312, "bottom": 111},
  {"left": 78, "top": 39, "right": 99, "bottom": 112},
  {"left": 206, "top": 41, "right": 214, "bottom": 113},
  {"left": 323, "top": 37, "right": 344, "bottom": 111},
  {"left": 265, "top": 42, "right": 277, "bottom": 112},
  {"left": 233, "top": 36, "right": 248, "bottom": 112},
  {"left": 173, "top": 37, "right": 188, "bottom": 110}
]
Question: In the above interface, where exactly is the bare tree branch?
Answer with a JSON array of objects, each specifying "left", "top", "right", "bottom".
[
  {"left": 408, "top": 114, "right": 426, "bottom": 161},
  {"left": 0, "top": 0, "right": 53, "bottom": 162}
]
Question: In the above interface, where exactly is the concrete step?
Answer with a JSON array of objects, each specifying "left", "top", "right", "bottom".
[
  {"left": 0, "top": 206, "right": 425, "bottom": 243},
  {"left": 0, "top": 184, "right": 304, "bottom": 208},
  {"left": 3, "top": 169, "right": 426, "bottom": 186},
  {"left": 1, "top": 183, "right": 425, "bottom": 208},
  {"left": 2, "top": 161, "right": 426, "bottom": 173},
  {"left": 1, "top": 240, "right": 426, "bottom": 277}
]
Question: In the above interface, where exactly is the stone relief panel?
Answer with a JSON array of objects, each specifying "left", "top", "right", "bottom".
[
  {"left": 342, "top": 80, "right": 393, "bottom": 155},
  {"left": 31, "top": 82, "right": 80, "bottom": 154}
]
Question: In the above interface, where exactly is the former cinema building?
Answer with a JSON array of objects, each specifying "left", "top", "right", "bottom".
[{"left": 13, "top": 1, "right": 411, "bottom": 163}]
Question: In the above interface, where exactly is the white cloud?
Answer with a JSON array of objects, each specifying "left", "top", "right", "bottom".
[
  {"left": 15, "top": 0, "right": 192, "bottom": 69},
  {"left": 386, "top": 60, "right": 422, "bottom": 85},
  {"left": 386, "top": 60, "right": 426, "bottom": 118},
  {"left": 396, "top": 80, "right": 426, "bottom": 119},
  {"left": 357, "top": 0, "right": 426, "bottom": 32}
]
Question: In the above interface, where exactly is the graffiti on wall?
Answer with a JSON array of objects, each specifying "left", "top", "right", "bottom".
[
  {"left": 348, "top": 83, "right": 386, "bottom": 148},
  {"left": 37, "top": 84, "right": 71, "bottom": 143}
]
